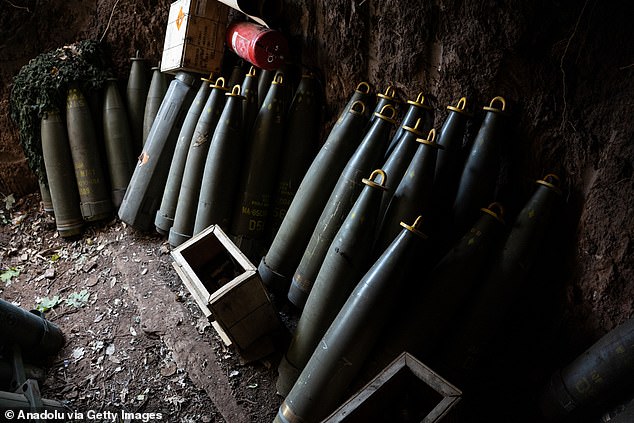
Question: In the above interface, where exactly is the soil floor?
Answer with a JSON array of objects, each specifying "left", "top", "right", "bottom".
[{"left": 0, "top": 194, "right": 281, "bottom": 423}]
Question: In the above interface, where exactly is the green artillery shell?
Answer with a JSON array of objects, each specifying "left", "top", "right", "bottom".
[
  {"left": 373, "top": 128, "right": 442, "bottom": 256},
  {"left": 378, "top": 115, "right": 428, "bottom": 218},
  {"left": 40, "top": 110, "right": 83, "bottom": 237},
  {"left": 288, "top": 105, "right": 398, "bottom": 309},
  {"left": 228, "top": 62, "right": 244, "bottom": 88},
  {"left": 452, "top": 96, "right": 511, "bottom": 239},
  {"left": 155, "top": 75, "right": 213, "bottom": 235},
  {"left": 0, "top": 298, "right": 65, "bottom": 357},
  {"left": 269, "top": 73, "right": 322, "bottom": 240},
  {"left": 66, "top": 86, "right": 113, "bottom": 221},
  {"left": 103, "top": 78, "right": 136, "bottom": 208},
  {"left": 430, "top": 97, "right": 471, "bottom": 244},
  {"left": 277, "top": 170, "right": 388, "bottom": 397},
  {"left": 231, "top": 73, "right": 285, "bottom": 239},
  {"left": 341, "top": 81, "right": 375, "bottom": 121},
  {"left": 257, "top": 68, "right": 275, "bottom": 109},
  {"left": 241, "top": 66, "right": 259, "bottom": 134},
  {"left": 118, "top": 71, "right": 196, "bottom": 231},
  {"left": 540, "top": 317, "right": 634, "bottom": 420},
  {"left": 369, "top": 85, "right": 400, "bottom": 124},
  {"left": 384, "top": 92, "right": 434, "bottom": 159},
  {"left": 442, "top": 174, "right": 562, "bottom": 379},
  {"left": 39, "top": 180, "right": 54, "bottom": 215},
  {"left": 126, "top": 52, "right": 149, "bottom": 155},
  {"left": 257, "top": 98, "right": 369, "bottom": 295},
  {"left": 169, "top": 77, "right": 229, "bottom": 247},
  {"left": 274, "top": 217, "right": 428, "bottom": 423},
  {"left": 194, "top": 85, "right": 245, "bottom": 234},
  {"left": 142, "top": 64, "right": 168, "bottom": 146},
  {"left": 362, "top": 203, "right": 505, "bottom": 382}
]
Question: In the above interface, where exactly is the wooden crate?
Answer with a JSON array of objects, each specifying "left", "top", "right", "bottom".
[
  {"left": 171, "top": 225, "right": 282, "bottom": 361},
  {"left": 161, "top": 0, "right": 229, "bottom": 75},
  {"left": 323, "top": 352, "right": 462, "bottom": 423}
]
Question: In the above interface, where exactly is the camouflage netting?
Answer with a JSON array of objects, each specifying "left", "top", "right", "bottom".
[{"left": 9, "top": 39, "right": 113, "bottom": 183}]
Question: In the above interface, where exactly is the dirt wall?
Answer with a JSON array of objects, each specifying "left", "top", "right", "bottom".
[{"left": 0, "top": 0, "right": 632, "bottom": 420}]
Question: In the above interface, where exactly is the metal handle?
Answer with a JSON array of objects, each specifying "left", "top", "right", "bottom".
[
  {"left": 400, "top": 215, "right": 428, "bottom": 239},
  {"left": 481, "top": 202, "right": 505, "bottom": 223},
  {"left": 272, "top": 72, "right": 284, "bottom": 85},
  {"left": 356, "top": 81, "right": 371, "bottom": 94},
  {"left": 383, "top": 85, "right": 396, "bottom": 98},
  {"left": 215, "top": 77, "right": 226, "bottom": 87},
  {"left": 456, "top": 97, "right": 467, "bottom": 110},
  {"left": 201, "top": 72, "right": 214, "bottom": 83},
  {"left": 349, "top": 100, "right": 366, "bottom": 115},
  {"left": 408, "top": 92, "right": 432, "bottom": 109},
  {"left": 542, "top": 173, "right": 560, "bottom": 186},
  {"left": 488, "top": 96, "right": 506, "bottom": 111},
  {"left": 425, "top": 128, "right": 437, "bottom": 143},
  {"left": 403, "top": 117, "right": 425, "bottom": 136},
  {"left": 537, "top": 173, "right": 562, "bottom": 194},
  {"left": 247, "top": 66, "right": 256, "bottom": 77},
  {"left": 415, "top": 128, "right": 444, "bottom": 149},
  {"left": 378, "top": 104, "right": 398, "bottom": 120},
  {"left": 230, "top": 85, "right": 241, "bottom": 95},
  {"left": 447, "top": 96, "right": 468, "bottom": 113},
  {"left": 362, "top": 169, "right": 388, "bottom": 188}
]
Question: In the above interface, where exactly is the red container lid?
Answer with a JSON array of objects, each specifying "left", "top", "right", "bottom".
[{"left": 227, "top": 21, "right": 288, "bottom": 70}]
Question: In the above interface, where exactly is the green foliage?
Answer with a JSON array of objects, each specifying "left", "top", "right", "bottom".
[
  {"left": 35, "top": 290, "right": 91, "bottom": 313},
  {"left": 35, "top": 295, "right": 62, "bottom": 312},
  {"left": 65, "top": 289, "right": 90, "bottom": 308},
  {"left": 0, "top": 267, "right": 20, "bottom": 283},
  {"left": 9, "top": 40, "right": 113, "bottom": 182}
]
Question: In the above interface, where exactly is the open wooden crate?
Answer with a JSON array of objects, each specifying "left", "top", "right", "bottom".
[
  {"left": 171, "top": 225, "right": 282, "bottom": 362},
  {"left": 323, "top": 352, "right": 462, "bottom": 423}
]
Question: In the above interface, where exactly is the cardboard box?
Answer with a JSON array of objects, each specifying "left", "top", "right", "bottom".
[
  {"left": 323, "top": 352, "right": 462, "bottom": 423},
  {"left": 171, "top": 225, "right": 283, "bottom": 362},
  {"left": 161, "top": 0, "right": 229, "bottom": 75}
]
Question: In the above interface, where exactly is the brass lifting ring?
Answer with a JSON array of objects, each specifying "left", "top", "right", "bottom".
[
  {"left": 377, "top": 85, "right": 397, "bottom": 100},
  {"left": 400, "top": 215, "right": 428, "bottom": 239},
  {"left": 350, "top": 100, "right": 366, "bottom": 115},
  {"left": 272, "top": 72, "right": 284, "bottom": 85},
  {"left": 447, "top": 96, "right": 469, "bottom": 114},
  {"left": 230, "top": 84, "right": 242, "bottom": 96},
  {"left": 403, "top": 117, "right": 424, "bottom": 136},
  {"left": 481, "top": 202, "right": 505, "bottom": 223},
  {"left": 362, "top": 169, "right": 388, "bottom": 189},
  {"left": 483, "top": 96, "right": 506, "bottom": 112},
  {"left": 537, "top": 173, "right": 562, "bottom": 194},
  {"left": 378, "top": 104, "right": 398, "bottom": 122},
  {"left": 356, "top": 81, "right": 371, "bottom": 94}
]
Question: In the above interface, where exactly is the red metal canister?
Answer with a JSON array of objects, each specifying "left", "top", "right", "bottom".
[{"left": 226, "top": 21, "right": 288, "bottom": 70}]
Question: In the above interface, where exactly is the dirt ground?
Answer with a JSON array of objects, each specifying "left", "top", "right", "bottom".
[
  {"left": 1, "top": 1, "right": 633, "bottom": 422},
  {"left": 0, "top": 194, "right": 281, "bottom": 422}
]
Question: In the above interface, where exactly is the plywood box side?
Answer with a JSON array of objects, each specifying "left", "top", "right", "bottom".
[
  {"left": 209, "top": 273, "right": 272, "bottom": 317},
  {"left": 212, "top": 226, "right": 257, "bottom": 271},
  {"left": 215, "top": 302, "right": 281, "bottom": 350},
  {"left": 171, "top": 261, "right": 213, "bottom": 318},
  {"left": 404, "top": 354, "right": 462, "bottom": 397}
]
